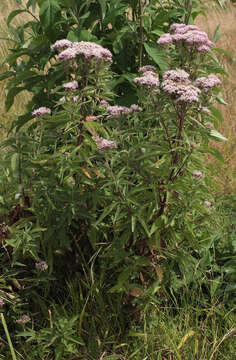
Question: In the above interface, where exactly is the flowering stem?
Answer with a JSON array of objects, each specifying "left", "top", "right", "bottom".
[{"left": 1, "top": 313, "right": 17, "bottom": 360}]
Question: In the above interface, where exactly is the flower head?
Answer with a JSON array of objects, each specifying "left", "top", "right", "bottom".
[
  {"left": 32, "top": 107, "right": 51, "bottom": 117},
  {"left": 162, "top": 69, "right": 200, "bottom": 103},
  {"left": 192, "top": 170, "right": 203, "bottom": 179},
  {"left": 51, "top": 39, "right": 72, "bottom": 51},
  {"left": 35, "top": 261, "right": 48, "bottom": 271},
  {"left": 95, "top": 136, "right": 117, "bottom": 151},
  {"left": 130, "top": 104, "right": 142, "bottom": 112},
  {"left": 0, "top": 297, "right": 4, "bottom": 306},
  {"left": 205, "top": 122, "right": 214, "bottom": 129},
  {"left": 16, "top": 315, "right": 30, "bottom": 324},
  {"left": 194, "top": 74, "right": 221, "bottom": 93},
  {"left": 63, "top": 80, "right": 78, "bottom": 91},
  {"left": 203, "top": 201, "right": 211, "bottom": 207},
  {"left": 107, "top": 105, "right": 131, "bottom": 117},
  {"left": 58, "top": 41, "right": 112, "bottom": 63},
  {"left": 100, "top": 99, "right": 108, "bottom": 107},
  {"left": 168, "top": 23, "right": 215, "bottom": 50},
  {"left": 139, "top": 65, "right": 156, "bottom": 72},
  {"left": 163, "top": 69, "right": 189, "bottom": 82},
  {"left": 157, "top": 33, "right": 173, "bottom": 45},
  {"left": 134, "top": 71, "right": 160, "bottom": 89}
]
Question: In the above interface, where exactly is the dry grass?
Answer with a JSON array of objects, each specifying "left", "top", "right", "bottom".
[
  {"left": 0, "top": 0, "right": 33, "bottom": 139},
  {"left": 196, "top": 0, "right": 236, "bottom": 191}
]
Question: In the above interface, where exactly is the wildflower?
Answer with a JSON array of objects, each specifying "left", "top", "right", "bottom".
[
  {"left": 63, "top": 80, "right": 78, "bottom": 91},
  {"left": 95, "top": 136, "right": 117, "bottom": 151},
  {"left": 203, "top": 201, "right": 211, "bottom": 207},
  {"left": 58, "top": 41, "right": 112, "bottom": 63},
  {"left": 205, "top": 122, "right": 214, "bottom": 129},
  {"left": 163, "top": 69, "right": 189, "bottom": 82},
  {"left": 192, "top": 170, "right": 203, "bottom": 179},
  {"left": 58, "top": 47, "right": 77, "bottom": 60},
  {"left": 197, "top": 45, "right": 211, "bottom": 53},
  {"left": 0, "top": 298, "right": 4, "bottom": 306},
  {"left": 51, "top": 39, "right": 72, "bottom": 50},
  {"left": 107, "top": 105, "right": 131, "bottom": 117},
  {"left": 141, "top": 148, "right": 145, "bottom": 153},
  {"left": 162, "top": 69, "right": 200, "bottom": 103},
  {"left": 32, "top": 107, "right": 51, "bottom": 116},
  {"left": 157, "top": 33, "right": 173, "bottom": 45},
  {"left": 72, "top": 95, "right": 79, "bottom": 102},
  {"left": 35, "top": 261, "right": 48, "bottom": 271},
  {"left": 100, "top": 99, "right": 108, "bottom": 106},
  {"left": 168, "top": 23, "right": 215, "bottom": 49},
  {"left": 130, "top": 104, "right": 142, "bottom": 112},
  {"left": 134, "top": 71, "right": 160, "bottom": 89},
  {"left": 59, "top": 96, "right": 66, "bottom": 103},
  {"left": 202, "top": 106, "right": 211, "bottom": 114},
  {"left": 194, "top": 74, "right": 221, "bottom": 93},
  {"left": 16, "top": 315, "right": 30, "bottom": 324},
  {"left": 139, "top": 65, "right": 156, "bottom": 72}
]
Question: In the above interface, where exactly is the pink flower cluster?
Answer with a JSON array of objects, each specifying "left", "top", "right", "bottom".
[
  {"left": 0, "top": 297, "right": 4, "bottom": 306},
  {"left": 16, "top": 314, "right": 30, "bottom": 324},
  {"left": 95, "top": 136, "right": 117, "bottom": 151},
  {"left": 56, "top": 41, "right": 112, "bottom": 63},
  {"left": 139, "top": 65, "right": 156, "bottom": 72},
  {"left": 63, "top": 80, "right": 78, "bottom": 91},
  {"left": 157, "top": 23, "right": 214, "bottom": 53},
  {"left": 51, "top": 39, "right": 72, "bottom": 50},
  {"left": 192, "top": 170, "right": 204, "bottom": 179},
  {"left": 194, "top": 74, "right": 221, "bottom": 93},
  {"left": 134, "top": 71, "right": 160, "bottom": 89},
  {"left": 130, "top": 104, "right": 142, "bottom": 112},
  {"left": 35, "top": 261, "right": 48, "bottom": 270},
  {"left": 107, "top": 105, "right": 131, "bottom": 117},
  {"left": 32, "top": 107, "right": 51, "bottom": 116},
  {"left": 162, "top": 69, "right": 200, "bottom": 103},
  {"left": 203, "top": 201, "right": 211, "bottom": 207}
]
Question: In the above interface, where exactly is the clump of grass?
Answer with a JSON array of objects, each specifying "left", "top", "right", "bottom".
[{"left": 196, "top": 0, "right": 236, "bottom": 192}]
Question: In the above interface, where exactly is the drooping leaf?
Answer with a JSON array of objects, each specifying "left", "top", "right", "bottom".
[
  {"left": 210, "top": 129, "right": 228, "bottom": 142},
  {"left": 144, "top": 42, "right": 168, "bottom": 71}
]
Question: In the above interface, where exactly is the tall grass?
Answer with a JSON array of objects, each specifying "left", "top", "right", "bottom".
[
  {"left": 196, "top": 0, "right": 236, "bottom": 192},
  {"left": 0, "top": 0, "right": 32, "bottom": 139}
]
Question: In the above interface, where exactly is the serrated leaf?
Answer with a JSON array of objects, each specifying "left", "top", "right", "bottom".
[{"left": 144, "top": 42, "right": 168, "bottom": 71}]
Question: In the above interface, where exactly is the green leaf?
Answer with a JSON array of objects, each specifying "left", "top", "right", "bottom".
[
  {"left": 214, "top": 47, "right": 235, "bottom": 61},
  {"left": 213, "top": 24, "right": 221, "bottom": 43},
  {"left": 0, "top": 71, "right": 15, "bottom": 81},
  {"left": 7, "top": 9, "right": 29, "bottom": 26},
  {"left": 98, "top": 0, "right": 107, "bottom": 20},
  {"left": 93, "top": 203, "right": 117, "bottom": 226},
  {"left": 5, "top": 86, "right": 26, "bottom": 112},
  {"left": 209, "top": 106, "right": 223, "bottom": 124},
  {"left": 39, "top": 0, "right": 61, "bottom": 29},
  {"left": 215, "top": 93, "right": 228, "bottom": 105},
  {"left": 144, "top": 42, "right": 168, "bottom": 71},
  {"left": 210, "top": 129, "right": 228, "bottom": 142}
]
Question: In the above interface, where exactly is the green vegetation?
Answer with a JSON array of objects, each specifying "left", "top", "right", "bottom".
[{"left": 0, "top": 1, "right": 235, "bottom": 359}]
